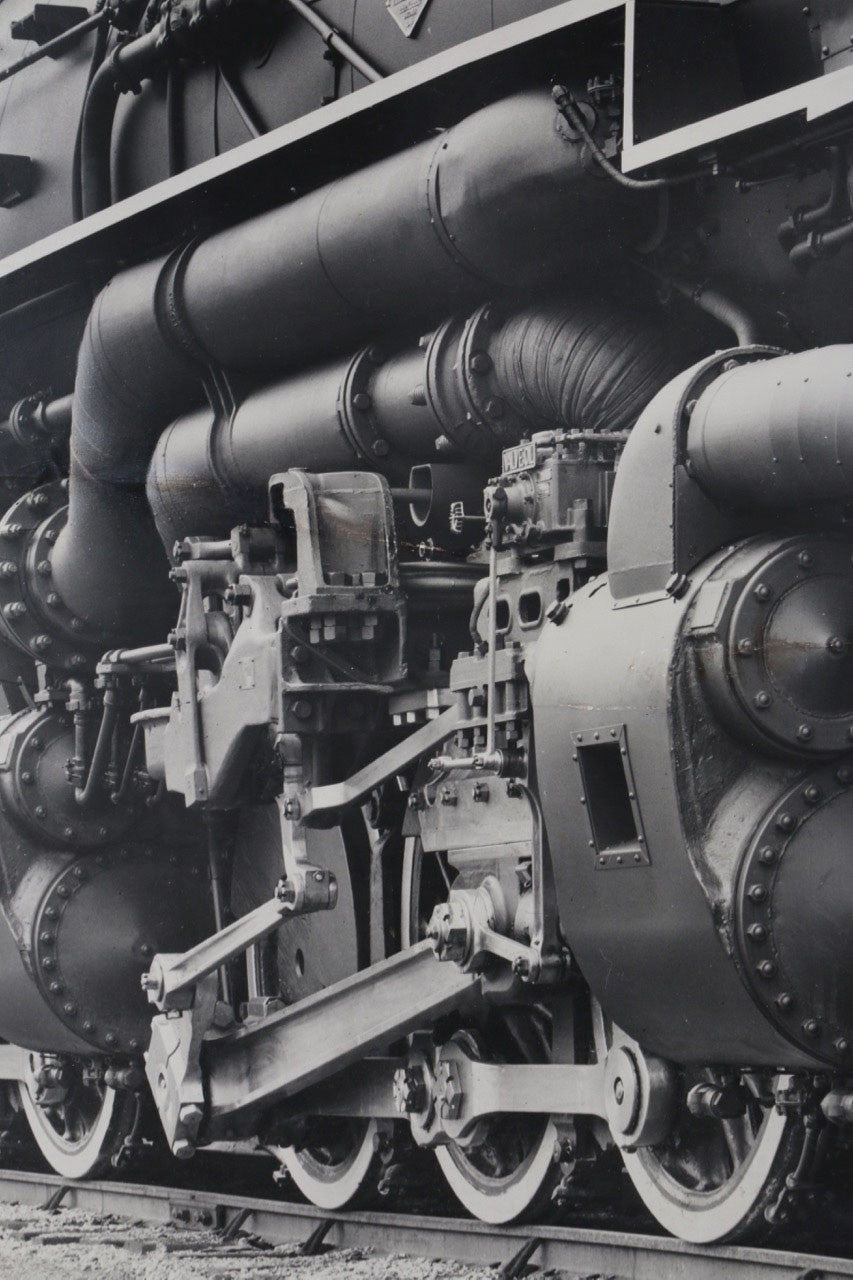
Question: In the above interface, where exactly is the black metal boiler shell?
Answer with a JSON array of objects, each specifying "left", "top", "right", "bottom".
[{"left": 529, "top": 572, "right": 823, "bottom": 1068}]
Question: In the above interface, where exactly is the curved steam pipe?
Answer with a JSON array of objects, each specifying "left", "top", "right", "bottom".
[{"left": 45, "top": 89, "right": 656, "bottom": 645}]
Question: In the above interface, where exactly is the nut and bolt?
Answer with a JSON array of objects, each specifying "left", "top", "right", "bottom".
[
  {"left": 434, "top": 1060, "right": 463, "bottom": 1120},
  {"left": 472, "top": 781, "right": 490, "bottom": 803},
  {"left": 754, "top": 690, "right": 772, "bottom": 709},
  {"left": 753, "top": 583, "right": 771, "bottom": 602},
  {"left": 392, "top": 1066, "right": 427, "bottom": 1115}
]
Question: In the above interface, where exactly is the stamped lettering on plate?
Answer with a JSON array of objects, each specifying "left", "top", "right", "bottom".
[{"left": 386, "top": 0, "right": 431, "bottom": 38}]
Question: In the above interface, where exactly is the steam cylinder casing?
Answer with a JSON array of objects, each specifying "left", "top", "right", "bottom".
[{"left": 529, "top": 566, "right": 827, "bottom": 1069}]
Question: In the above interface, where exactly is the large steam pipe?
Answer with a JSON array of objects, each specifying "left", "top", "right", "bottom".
[
  {"left": 686, "top": 346, "right": 853, "bottom": 510},
  {"left": 147, "top": 297, "right": 678, "bottom": 550},
  {"left": 44, "top": 89, "right": 655, "bottom": 644}
]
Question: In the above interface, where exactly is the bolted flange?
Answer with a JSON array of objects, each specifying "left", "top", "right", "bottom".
[{"left": 0, "top": 480, "right": 102, "bottom": 672}]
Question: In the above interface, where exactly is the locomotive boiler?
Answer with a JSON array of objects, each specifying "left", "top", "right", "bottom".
[{"left": 0, "top": 0, "right": 850, "bottom": 1245}]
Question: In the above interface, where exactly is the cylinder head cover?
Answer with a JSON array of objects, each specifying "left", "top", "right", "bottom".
[{"left": 696, "top": 535, "right": 853, "bottom": 757}]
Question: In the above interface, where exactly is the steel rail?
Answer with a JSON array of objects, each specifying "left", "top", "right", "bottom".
[{"left": 0, "top": 1167, "right": 850, "bottom": 1279}]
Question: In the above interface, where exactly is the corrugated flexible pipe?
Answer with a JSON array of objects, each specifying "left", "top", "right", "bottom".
[{"left": 147, "top": 296, "right": 679, "bottom": 551}]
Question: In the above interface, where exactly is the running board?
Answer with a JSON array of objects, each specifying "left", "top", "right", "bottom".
[{"left": 150, "top": 942, "right": 480, "bottom": 1145}]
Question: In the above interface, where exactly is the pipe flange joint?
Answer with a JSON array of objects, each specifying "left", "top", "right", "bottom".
[
  {"left": 0, "top": 482, "right": 102, "bottom": 671},
  {"left": 457, "top": 304, "right": 527, "bottom": 447},
  {"left": 339, "top": 346, "right": 405, "bottom": 477}
]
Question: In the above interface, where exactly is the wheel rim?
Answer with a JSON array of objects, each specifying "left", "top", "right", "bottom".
[
  {"left": 435, "top": 1118, "right": 559, "bottom": 1225},
  {"left": 273, "top": 1120, "right": 380, "bottom": 1210},
  {"left": 592, "top": 1003, "right": 800, "bottom": 1243},
  {"left": 432, "top": 1018, "right": 562, "bottom": 1224},
  {"left": 17, "top": 1060, "right": 132, "bottom": 1179}
]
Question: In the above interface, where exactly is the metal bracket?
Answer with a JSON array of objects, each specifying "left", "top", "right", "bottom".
[{"left": 145, "top": 972, "right": 218, "bottom": 1157}]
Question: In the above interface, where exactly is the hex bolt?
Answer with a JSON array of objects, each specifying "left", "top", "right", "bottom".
[
  {"left": 83, "top": 1021, "right": 95, "bottom": 1034},
  {"left": 440, "top": 786, "right": 457, "bottom": 806},
  {"left": 757, "top": 960, "right": 776, "bottom": 978},
  {"left": 758, "top": 846, "right": 777, "bottom": 865},
  {"left": 20, "top": 771, "right": 33, "bottom": 785},
  {"left": 776, "top": 812, "right": 796, "bottom": 833},
  {"left": 804, "top": 784, "right": 822, "bottom": 805},
  {"left": 836, "top": 1038, "right": 849, "bottom": 1055},
  {"left": 803, "top": 1018, "right": 821, "bottom": 1037},
  {"left": 753, "top": 582, "right": 771, "bottom": 602},
  {"left": 737, "top": 638, "right": 754, "bottom": 656},
  {"left": 45, "top": 592, "right": 60, "bottom": 607},
  {"left": 776, "top": 992, "right": 794, "bottom": 1012},
  {"left": 32, "top": 634, "right": 52, "bottom": 652},
  {"left": 392, "top": 1066, "right": 426, "bottom": 1115},
  {"left": 470, "top": 351, "right": 492, "bottom": 374},
  {"left": 104, "top": 1032, "right": 116, "bottom": 1047},
  {"left": 827, "top": 636, "right": 848, "bottom": 656},
  {"left": 754, "top": 690, "right": 771, "bottom": 709},
  {"left": 472, "top": 781, "right": 490, "bottom": 803},
  {"left": 747, "top": 923, "right": 767, "bottom": 942},
  {"left": 291, "top": 699, "right": 312, "bottom": 721},
  {"left": 0, "top": 525, "right": 22, "bottom": 538},
  {"left": 0, "top": 562, "right": 17, "bottom": 580},
  {"left": 63, "top": 1002, "right": 78, "bottom": 1017},
  {"left": 798, "top": 550, "right": 813, "bottom": 569},
  {"left": 34, "top": 805, "right": 46, "bottom": 819},
  {"left": 26, "top": 492, "right": 48, "bottom": 509},
  {"left": 748, "top": 883, "right": 767, "bottom": 903},
  {"left": 372, "top": 438, "right": 390, "bottom": 457},
  {"left": 352, "top": 391, "right": 372, "bottom": 411},
  {"left": 796, "top": 723, "right": 813, "bottom": 742},
  {"left": 3, "top": 602, "right": 25, "bottom": 618},
  {"left": 36, "top": 559, "right": 51, "bottom": 577}
]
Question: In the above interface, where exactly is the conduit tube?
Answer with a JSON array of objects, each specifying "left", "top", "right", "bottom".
[
  {"left": 148, "top": 297, "right": 677, "bottom": 551},
  {"left": 686, "top": 346, "right": 853, "bottom": 510},
  {"left": 48, "top": 89, "right": 655, "bottom": 642}
]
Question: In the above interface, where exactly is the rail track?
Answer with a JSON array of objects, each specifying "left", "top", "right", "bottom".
[{"left": 0, "top": 1166, "right": 849, "bottom": 1280}]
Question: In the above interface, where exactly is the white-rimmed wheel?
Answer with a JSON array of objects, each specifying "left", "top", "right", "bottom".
[
  {"left": 592, "top": 1002, "right": 802, "bottom": 1244},
  {"left": 432, "top": 1018, "right": 564, "bottom": 1224},
  {"left": 403, "top": 841, "right": 563, "bottom": 1223},
  {"left": 18, "top": 1059, "right": 136, "bottom": 1179},
  {"left": 272, "top": 1120, "right": 382, "bottom": 1210}
]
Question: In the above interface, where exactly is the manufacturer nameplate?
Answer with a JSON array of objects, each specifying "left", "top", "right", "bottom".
[
  {"left": 386, "top": 0, "right": 430, "bottom": 38},
  {"left": 501, "top": 441, "right": 537, "bottom": 475}
]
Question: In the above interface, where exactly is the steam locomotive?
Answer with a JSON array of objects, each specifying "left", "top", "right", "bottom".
[{"left": 0, "top": 0, "right": 850, "bottom": 1245}]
